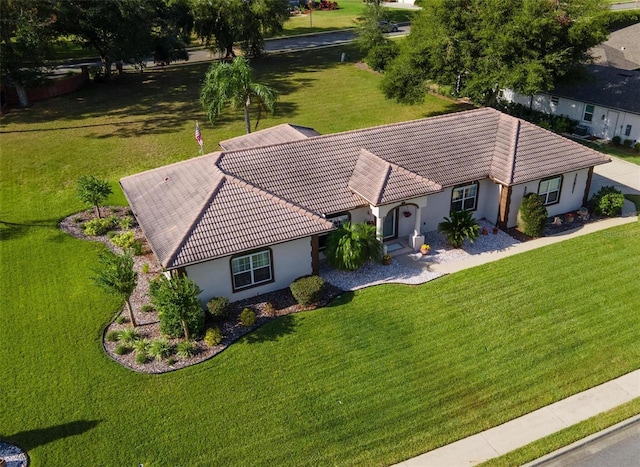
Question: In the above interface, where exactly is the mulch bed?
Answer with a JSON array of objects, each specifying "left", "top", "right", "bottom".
[
  {"left": 507, "top": 211, "right": 602, "bottom": 242},
  {"left": 59, "top": 207, "right": 343, "bottom": 374}
]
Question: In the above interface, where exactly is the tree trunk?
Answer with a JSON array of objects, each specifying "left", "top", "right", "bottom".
[
  {"left": 125, "top": 299, "right": 137, "bottom": 327},
  {"left": 182, "top": 319, "right": 190, "bottom": 340},
  {"left": 15, "top": 83, "right": 29, "bottom": 108},
  {"left": 94, "top": 204, "right": 102, "bottom": 219},
  {"left": 244, "top": 96, "right": 252, "bottom": 134},
  {"left": 102, "top": 57, "right": 112, "bottom": 81}
]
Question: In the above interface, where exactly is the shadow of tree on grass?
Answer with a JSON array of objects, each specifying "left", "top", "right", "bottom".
[{"left": 3, "top": 420, "right": 101, "bottom": 452}]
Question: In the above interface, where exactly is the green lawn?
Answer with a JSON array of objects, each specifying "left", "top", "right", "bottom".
[{"left": 2, "top": 47, "right": 639, "bottom": 466}]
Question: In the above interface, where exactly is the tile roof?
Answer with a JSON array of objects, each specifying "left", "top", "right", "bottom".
[
  {"left": 550, "top": 65, "right": 640, "bottom": 115},
  {"left": 121, "top": 107, "right": 610, "bottom": 269},
  {"left": 219, "top": 123, "right": 321, "bottom": 150}
]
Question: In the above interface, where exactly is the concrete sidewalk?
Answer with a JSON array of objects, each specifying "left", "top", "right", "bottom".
[
  {"left": 394, "top": 370, "right": 640, "bottom": 466},
  {"left": 429, "top": 215, "right": 638, "bottom": 275}
]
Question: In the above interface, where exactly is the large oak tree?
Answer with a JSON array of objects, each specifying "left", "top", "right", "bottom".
[{"left": 381, "top": 0, "right": 610, "bottom": 105}]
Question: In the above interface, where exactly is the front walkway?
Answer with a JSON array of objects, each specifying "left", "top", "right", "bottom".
[{"left": 393, "top": 370, "right": 640, "bottom": 466}]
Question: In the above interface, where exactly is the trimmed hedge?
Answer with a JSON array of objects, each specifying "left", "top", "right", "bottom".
[
  {"left": 290, "top": 275, "right": 325, "bottom": 306},
  {"left": 589, "top": 186, "right": 624, "bottom": 217},
  {"left": 517, "top": 193, "right": 548, "bottom": 238}
]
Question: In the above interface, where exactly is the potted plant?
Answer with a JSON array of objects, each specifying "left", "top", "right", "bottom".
[
  {"left": 420, "top": 244, "right": 431, "bottom": 255},
  {"left": 382, "top": 254, "right": 392, "bottom": 265},
  {"left": 565, "top": 212, "right": 575, "bottom": 223},
  {"left": 481, "top": 226, "right": 489, "bottom": 235},
  {"left": 492, "top": 226, "right": 499, "bottom": 234},
  {"left": 403, "top": 210, "right": 412, "bottom": 218}
]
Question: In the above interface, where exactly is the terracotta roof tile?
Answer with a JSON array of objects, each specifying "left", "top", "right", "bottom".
[{"left": 219, "top": 123, "right": 320, "bottom": 151}]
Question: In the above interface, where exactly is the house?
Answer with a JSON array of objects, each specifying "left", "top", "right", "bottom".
[
  {"left": 501, "top": 23, "right": 640, "bottom": 143},
  {"left": 120, "top": 108, "right": 610, "bottom": 304}
]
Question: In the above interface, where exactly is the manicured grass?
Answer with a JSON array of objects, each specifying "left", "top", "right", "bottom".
[
  {"left": 569, "top": 137, "right": 640, "bottom": 166},
  {"left": 281, "top": 0, "right": 416, "bottom": 36},
  {"left": 481, "top": 398, "right": 640, "bottom": 466},
  {"left": 2, "top": 47, "right": 639, "bottom": 466}
]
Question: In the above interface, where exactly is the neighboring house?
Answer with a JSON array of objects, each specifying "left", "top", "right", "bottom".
[
  {"left": 120, "top": 108, "right": 610, "bottom": 304},
  {"left": 501, "top": 23, "right": 640, "bottom": 144}
]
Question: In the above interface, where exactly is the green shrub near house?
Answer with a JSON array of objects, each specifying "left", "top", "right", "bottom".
[
  {"left": 589, "top": 186, "right": 625, "bottom": 217},
  {"left": 239, "top": 308, "right": 257, "bottom": 327},
  {"left": 517, "top": 193, "right": 548, "bottom": 237},
  {"left": 290, "top": 275, "right": 326, "bottom": 306},
  {"left": 206, "top": 296, "right": 230, "bottom": 321},
  {"left": 438, "top": 210, "right": 480, "bottom": 248}
]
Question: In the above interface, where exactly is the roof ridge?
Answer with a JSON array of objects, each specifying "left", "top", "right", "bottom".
[
  {"left": 507, "top": 117, "right": 521, "bottom": 185},
  {"left": 165, "top": 170, "right": 227, "bottom": 268}
]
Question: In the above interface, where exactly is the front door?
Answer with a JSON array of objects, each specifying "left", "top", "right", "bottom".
[
  {"left": 383, "top": 209, "right": 397, "bottom": 240},
  {"left": 604, "top": 110, "right": 619, "bottom": 140}
]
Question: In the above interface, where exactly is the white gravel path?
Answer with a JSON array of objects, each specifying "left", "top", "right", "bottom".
[{"left": 320, "top": 219, "right": 520, "bottom": 291}]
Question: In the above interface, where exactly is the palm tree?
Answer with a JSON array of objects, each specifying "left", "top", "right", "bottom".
[
  {"left": 92, "top": 251, "right": 138, "bottom": 326},
  {"left": 325, "top": 222, "right": 383, "bottom": 271},
  {"left": 438, "top": 210, "right": 480, "bottom": 248},
  {"left": 200, "top": 56, "right": 278, "bottom": 134}
]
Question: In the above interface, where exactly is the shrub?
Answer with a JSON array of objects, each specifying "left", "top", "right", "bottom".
[
  {"left": 132, "top": 338, "right": 150, "bottom": 355},
  {"left": 325, "top": 221, "right": 383, "bottom": 271},
  {"left": 612, "top": 135, "right": 621, "bottom": 145},
  {"left": 148, "top": 338, "right": 172, "bottom": 360},
  {"left": 142, "top": 263, "right": 150, "bottom": 274},
  {"left": 635, "top": 142, "right": 640, "bottom": 153},
  {"left": 106, "top": 330, "right": 121, "bottom": 342},
  {"left": 116, "top": 315, "right": 126, "bottom": 325},
  {"left": 118, "top": 328, "right": 140, "bottom": 344},
  {"left": 141, "top": 304, "right": 154, "bottom": 313},
  {"left": 135, "top": 353, "right": 148, "bottom": 364},
  {"left": 589, "top": 186, "right": 624, "bottom": 217},
  {"left": 166, "top": 357, "right": 176, "bottom": 366},
  {"left": 82, "top": 217, "right": 116, "bottom": 236},
  {"left": 206, "top": 296, "right": 230, "bottom": 321},
  {"left": 150, "top": 274, "right": 205, "bottom": 340},
  {"left": 264, "top": 302, "right": 276, "bottom": 317},
  {"left": 106, "top": 231, "right": 117, "bottom": 239},
  {"left": 114, "top": 343, "right": 130, "bottom": 355},
  {"left": 110, "top": 231, "right": 143, "bottom": 255},
  {"left": 517, "top": 193, "right": 548, "bottom": 237},
  {"left": 176, "top": 340, "right": 197, "bottom": 358},
  {"left": 239, "top": 308, "right": 256, "bottom": 327},
  {"left": 290, "top": 275, "right": 325, "bottom": 306},
  {"left": 623, "top": 139, "right": 632, "bottom": 148},
  {"left": 438, "top": 210, "right": 480, "bottom": 248},
  {"left": 204, "top": 327, "right": 223, "bottom": 346},
  {"left": 119, "top": 215, "right": 135, "bottom": 229}
]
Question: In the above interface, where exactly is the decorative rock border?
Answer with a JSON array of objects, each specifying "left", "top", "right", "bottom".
[{"left": 0, "top": 442, "right": 29, "bottom": 467}]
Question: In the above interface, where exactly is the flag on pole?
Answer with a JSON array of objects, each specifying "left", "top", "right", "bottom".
[{"left": 195, "top": 121, "right": 203, "bottom": 151}]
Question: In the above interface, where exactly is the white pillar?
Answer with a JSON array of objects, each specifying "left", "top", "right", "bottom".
[{"left": 411, "top": 205, "right": 425, "bottom": 250}]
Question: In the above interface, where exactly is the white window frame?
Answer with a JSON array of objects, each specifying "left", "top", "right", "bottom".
[
  {"left": 451, "top": 182, "right": 478, "bottom": 212},
  {"left": 538, "top": 176, "right": 562, "bottom": 206},
  {"left": 231, "top": 249, "right": 273, "bottom": 291},
  {"left": 583, "top": 104, "right": 594, "bottom": 123}
]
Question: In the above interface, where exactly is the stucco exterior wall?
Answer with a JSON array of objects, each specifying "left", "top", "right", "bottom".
[
  {"left": 186, "top": 237, "right": 313, "bottom": 305},
  {"left": 502, "top": 90, "right": 640, "bottom": 143},
  {"left": 507, "top": 169, "right": 591, "bottom": 228}
]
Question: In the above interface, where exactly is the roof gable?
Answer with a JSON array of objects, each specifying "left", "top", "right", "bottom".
[{"left": 219, "top": 123, "right": 321, "bottom": 151}]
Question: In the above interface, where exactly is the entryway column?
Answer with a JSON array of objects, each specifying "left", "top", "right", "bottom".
[{"left": 411, "top": 207, "right": 425, "bottom": 250}]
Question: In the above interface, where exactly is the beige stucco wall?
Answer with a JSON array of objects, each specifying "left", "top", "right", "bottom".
[
  {"left": 186, "top": 237, "right": 313, "bottom": 305},
  {"left": 507, "top": 169, "right": 590, "bottom": 228}
]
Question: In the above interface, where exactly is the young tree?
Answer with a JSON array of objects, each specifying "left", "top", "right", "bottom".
[
  {"left": 150, "top": 274, "right": 204, "bottom": 341},
  {"left": 200, "top": 57, "right": 278, "bottom": 134},
  {"left": 192, "top": 0, "right": 289, "bottom": 59},
  {"left": 382, "top": 0, "right": 609, "bottom": 105},
  {"left": 0, "top": 0, "right": 57, "bottom": 107},
  {"left": 356, "top": 2, "right": 399, "bottom": 72},
  {"left": 76, "top": 175, "right": 113, "bottom": 219},
  {"left": 517, "top": 193, "right": 548, "bottom": 237},
  {"left": 325, "top": 222, "right": 383, "bottom": 271},
  {"left": 92, "top": 251, "right": 138, "bottom": 327}
]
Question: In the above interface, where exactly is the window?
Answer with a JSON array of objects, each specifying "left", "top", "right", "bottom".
[
  {"left": 451, "top": 182, "right": 478, "bottom": 212},
  {"left": 583, "top": 104, "right": 594, "bottom": 122},
  {"left": 231, "top": 250, "right": 273, "bottom": 291},
  {"left": 319, "top": 212, "right": 350, "bottom": 250},
  {"left": 538, "top": 176, "right": 562, "bottom": 205},
  {"left": 625, "top": 125, "right": 632, "bottom": 137}
]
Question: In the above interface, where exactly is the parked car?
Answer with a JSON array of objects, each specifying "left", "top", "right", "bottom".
[{"left": 378, "top": 20, "right": 399, "bottom": 33}]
